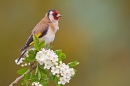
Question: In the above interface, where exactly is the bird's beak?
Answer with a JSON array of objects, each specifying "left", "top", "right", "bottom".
[{"left": 57, "top": 14, "right": 62, "bottom": 17}]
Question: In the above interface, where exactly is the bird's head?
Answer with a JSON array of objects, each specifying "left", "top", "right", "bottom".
[{"left": 47, "top": 10, "right": 62, "bottom": 23}]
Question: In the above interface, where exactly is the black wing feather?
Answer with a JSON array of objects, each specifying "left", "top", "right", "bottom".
[
  {"left": 20, "top": 28, "right": 48, "bottom": 51},
  {"left": 20, "top": 35, "right": 33, "bottom": 51}
]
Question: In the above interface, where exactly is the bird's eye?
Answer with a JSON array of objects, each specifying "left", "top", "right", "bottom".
[{"left": 53, "top": 14, "right": 57, "bottom": 16}]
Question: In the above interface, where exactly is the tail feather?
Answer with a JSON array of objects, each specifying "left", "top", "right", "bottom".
[
  {"left": 17, "top": 49, "right": 27, "bottom": 63},
  {"left": 20, "top": 45, "right": 28, "bottom": 51}
]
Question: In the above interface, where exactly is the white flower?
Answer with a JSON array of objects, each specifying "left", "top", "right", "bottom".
[
  {"left": 65, "top": 77, "right": 71, "bottom": 83},
  {"left": 59, "top": 62, "right": 69, "bottom": 72},
  {"left": 51, "top": 55, "right": 58, "bottom": 62},
  {"left": 44, "top": 60, "right": 53, "bottom": 69},
  {"left": 58, "top": 77, "right": 67, "bottom": 85},
  {"left": 51, "top": 66, "right": 60, "bottom": 75},
  {"left": 36, "top": 49, "right": 58, "bottom": 69},
  {"left": 28, "top": 63, "right": 30, "bottom": 65},
  {"left": 24, "top": 63, "right": 27, "bottom": 66},
  {"left": 32, "top": 82, "right": 35, "bottom": 86},
  {"left": 21, "top": 64, "right": 24, "bottom": 67},
  {"left": 56, "top": 62, "right": 76, "bottom": 85},
  {"left": 63, "top": 70, "right": 71, "bottom": 78},
  {"left": 69, "top": 68, "right": 75, "bottom": 76},
  {"left": 31, "top": 82, "right": 42, "bottom": 86},
  {"left": 36, "top": 51, "right": 46, "bottom": 65}
]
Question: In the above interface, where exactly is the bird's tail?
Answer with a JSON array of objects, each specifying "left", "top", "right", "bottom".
[{"left": 17, "top": 49, "right": 27, "bottom": 63}]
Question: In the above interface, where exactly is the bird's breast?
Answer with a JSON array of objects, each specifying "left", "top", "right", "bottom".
[{"left": 40, "top": 27, "right": 56, "bottom": 45}]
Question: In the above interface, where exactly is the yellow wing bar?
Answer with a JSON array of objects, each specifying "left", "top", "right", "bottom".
[{"left": 29, "top": 33, "right": 42, "bottom": 46}]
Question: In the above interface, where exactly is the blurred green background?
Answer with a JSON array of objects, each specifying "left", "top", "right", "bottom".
[{"left": 0, "top": 0, "right": 130, "bottom": 86}]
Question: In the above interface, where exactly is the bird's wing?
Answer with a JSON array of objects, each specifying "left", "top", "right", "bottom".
[{"left": 20, "top": 23, "right": 49, "bottom": 51}]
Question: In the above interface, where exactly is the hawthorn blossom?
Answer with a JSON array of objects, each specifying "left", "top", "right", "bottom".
[
  {"left": 35, "top": 51, "right": 46, "bottom": 65},
  {"left": 49, "top": 61, "right": 75, "bottom": 85},
  {"left": 36, "top": 48, "right": 58, "bottom": 69},
  {"left": 51, "top": 66, "right": 60, "bottom": 75},
  {"left": 32, "top": 82, "right": 42, "bottom": 86}
]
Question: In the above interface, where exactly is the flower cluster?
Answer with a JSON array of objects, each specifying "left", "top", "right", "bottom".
[
  {"left": 14, "top": 35, "right": 79, "bottom": 86},
  {"left": 51, "top": 62, "right": 75, "bottom": 85},
  {"left": 36, "top": 48, "right": 58, "bottom": 69},
  {"left": 35, "top": 48, "right": 75, "bottom": 85},
  {"left": 32, "top": 82, "right": 42, "bottom": 86}
]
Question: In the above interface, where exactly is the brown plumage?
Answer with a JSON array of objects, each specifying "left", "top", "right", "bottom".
[{"left": 16, "top": 10, "right": 61, "bottom": 63}]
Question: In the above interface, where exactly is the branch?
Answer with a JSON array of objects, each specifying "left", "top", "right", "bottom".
[{"left": 9, "top": 67, "right": 36, "bottom": 86}]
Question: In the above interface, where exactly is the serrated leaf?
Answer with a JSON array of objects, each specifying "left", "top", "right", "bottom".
[
  {"left": 28, "top": 50, "right": 37, "bottom": 55},
  {"left": 24, "top": 73, "right": 31, "bottom": 83},
  {"left": 38, "top": 66, "right": 47, "bottom": 79},
  {"left": 38, "top": 41, "right": 45, "bottom": 50},
  {"left": 33, "top": 35, "right": 39, "bottom": 45},
  {"left": 33, "top": 35, "right": 40, "bottom": 51},
  {"left": 34, "top": 44, "right": 39, "bottom": 51},
  {"left": 55, "top": 50, "right": 66, "bottom": 61},
  {"left": 59, "top": 53, "right": 66, "bottom": 59},
  {"left": 30, "top": 75, "right": 38, "bottom": 82},
  {"left": 49, "top": 72, "right": 54, "bottom": 80},
  {"left": 26, "top": 54, "right": 35, "bottom": 62},
  {"left": 28, "top": 50, "right": 34, "bottom": 54},
  {"left": 68, "top": 61, "right": 79, "bottom": 68},
  {"left": 40, "top": 78, "right": 49, "bottom": 86},
  {"left": 55, "top": 50, "right": 62, "bottom": 55},
  {"left": 17, "top": 68, "right": 27, "bottom": 74},
  {"left": 38, "top": 70, "right": 41, "bottom": 80}
]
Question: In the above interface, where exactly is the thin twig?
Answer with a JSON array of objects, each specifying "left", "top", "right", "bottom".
[{"left": 9, "top": 67, "right": 36, "bottom": 86}]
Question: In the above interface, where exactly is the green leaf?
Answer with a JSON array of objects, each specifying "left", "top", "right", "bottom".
[
  {"left": 34, "top": 43, "right": 39, "bottom": 51},
  {"left": 35, "top": 64, "right": 39, "bottom": 74},
  {"left": 17, "top": 68, "right": 27, "bottom": 74},
  {"left": 43, "top": 83, "right": 49, "bottom": 86},
  {"left": 26, "top": 54, "right": 35, "bottom": 62},
  {"left": 38, "top": 41, "right": 45, "bottom": 50},
  {"left": 33, "top": 35, "right": 39, "bottom": 45},
  {"left": 59, "top": 53, "right": 66, "bottom": 59},
  {"left": 33, "top": 35, "right": 40, "bottom": 51},
  {"left": 28, "top": 50, "right": 37, "bottom": 55},
  {"left": 24, "top": 73, "right": 31, "bottom": 83},
  {"left": 53, "top": 75, "right": 59, "bottom": 85},
  {"left": 68, "top": 61, "right": 79, "bottom": 68},
  {"left": 49, "top": 72, "right": 54, "bottom": 80},
  {"left": 30, "top": 75, "right": 38, "bottom": 82},
  {"left": 40, "top": 78, "right": 49, "bottom": 86},
  {"left": 55, "top": 50, "right": 66, "bottom": 62},
  {"left": 38, "top": 65, "right": 47, "bottom": 79},
  {"left": 38, "top": 70, "right": 41, "bottom": 80},
  {"left": 55, "top": 49, "right": 62, "bottom": 54},
  {"left": 26, "top": 49, "right": 36, "bottom": 62}
]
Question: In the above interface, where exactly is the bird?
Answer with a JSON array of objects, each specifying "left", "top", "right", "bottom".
[{"left": 16, "top": 9, "right": 62, "bottom": 63}]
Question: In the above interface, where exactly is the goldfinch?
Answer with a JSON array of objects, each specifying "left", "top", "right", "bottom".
[{"left": 16, "top": 9, "right": 61, "bottom": 63}]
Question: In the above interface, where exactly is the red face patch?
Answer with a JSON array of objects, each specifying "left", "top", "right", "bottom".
[{"left": 52, "top": 11, "right": 59, "bottom": 20}]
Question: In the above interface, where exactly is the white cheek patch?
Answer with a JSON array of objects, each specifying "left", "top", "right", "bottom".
[
  {"left": 49, "top": 11, "right": 58, "bottom": 23},
  {"left": 49, "top": 15, "right": 54, "bottom": 22}
]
